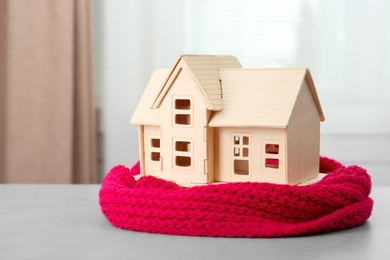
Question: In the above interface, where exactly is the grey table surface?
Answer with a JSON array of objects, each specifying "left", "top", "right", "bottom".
[{"left": 0, "top": 184, "right": 388, "bottom": 260}]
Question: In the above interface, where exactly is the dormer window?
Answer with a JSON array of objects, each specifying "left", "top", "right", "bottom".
[{"left": 173, "top": 96, "right": 193, "bottom": 127}]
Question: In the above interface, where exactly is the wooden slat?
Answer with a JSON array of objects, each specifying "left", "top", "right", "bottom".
[{"left": 209, "top": 68, "right": 308, "bottom": 127}]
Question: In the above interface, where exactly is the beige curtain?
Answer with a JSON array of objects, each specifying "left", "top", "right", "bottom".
[{"left": 0, "top": 0, "right": 97, "bottom": 183}]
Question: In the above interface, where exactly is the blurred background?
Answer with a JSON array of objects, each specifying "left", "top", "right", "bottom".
[{"left": 1, "top": 0, "right": 389, "bottom": 185}]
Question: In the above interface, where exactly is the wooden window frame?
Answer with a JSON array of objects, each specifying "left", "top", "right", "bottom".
[{"left": 172, "top": 96, "right": 193, "bottom": 127}]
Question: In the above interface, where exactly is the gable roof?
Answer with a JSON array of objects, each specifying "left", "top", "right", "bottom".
[
  {"left": 208, "top": 68, "right": 325, "bottom": 127},
  {"left": 130, "top": 69, "right": 168, "bottom": 125},
  {"left": 151, "top": 55, "right": 242, "bottom": 111},
  {"left": 131, "top": 56, "right": 325, "bottom": 128}
]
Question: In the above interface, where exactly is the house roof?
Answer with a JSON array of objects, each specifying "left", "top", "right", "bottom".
[
  {"left": 131, "top": 55, "right": 325, "bottom": 128},
  {"left": 151, "top": 55, "right": 242, "bottom": 111},
  {"left": 130, "top": 69, "right": 168, "bottom": 125},
  {"left": 208, "top": 68, "right": 325, "bottom": 127}
]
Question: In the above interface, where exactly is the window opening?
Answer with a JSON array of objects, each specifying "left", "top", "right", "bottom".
[
  {"left": 175, "top": 114, "right": 191, "bottom": 125},
  {"left": 148, "top": 137, "right": 161, "bottom": 163},
  {"left": 176, "top": 156, "right": 191, "bottom": 167},
  {"left": 173, "top": 138, "right": 193, "bottom": 169},
  {"left": 234, "top": 147, "right": 240, "bottom": 156},
  {"left": 151, "top": 152, "right": 160, "bottom": 161},
  {"left": 262, "top": 141, "right": 281, "bottom": 172},
  {"left": 175, "top": 99, "right": 191, "bottom": 110},
  {"left": 151, "top": 138, "right": 160, "bottom": 148},
  {"left": 265, "top": 144, "right": 279, "bottom": 154},
  {"left": 173, "top": 97, "right": 193, "bottom": 127},
  {"left": 176, "top": 141, "right": 191, "bottom": 152},
  {"left": 232, "top": 134, "right": 250, "bottom": 176},
  {"left": 234, "top": 160, "right": 249, "bottom": 175},
  {"left": 265, "top": 158, "right": 279, "bottom": 169}
]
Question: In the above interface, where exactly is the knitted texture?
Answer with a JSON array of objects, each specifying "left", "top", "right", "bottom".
[{"left": 99, "top": 157, "right": 373, "bottom": 237}]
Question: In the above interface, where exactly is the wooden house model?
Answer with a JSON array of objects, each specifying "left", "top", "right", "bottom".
[{"left": 131, "top": 55, "right": 325, "bottom": 185}]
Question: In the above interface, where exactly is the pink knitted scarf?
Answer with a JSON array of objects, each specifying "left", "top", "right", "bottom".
[{"left": 99, "top": 157, "right": 373, "bottom": 237}]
